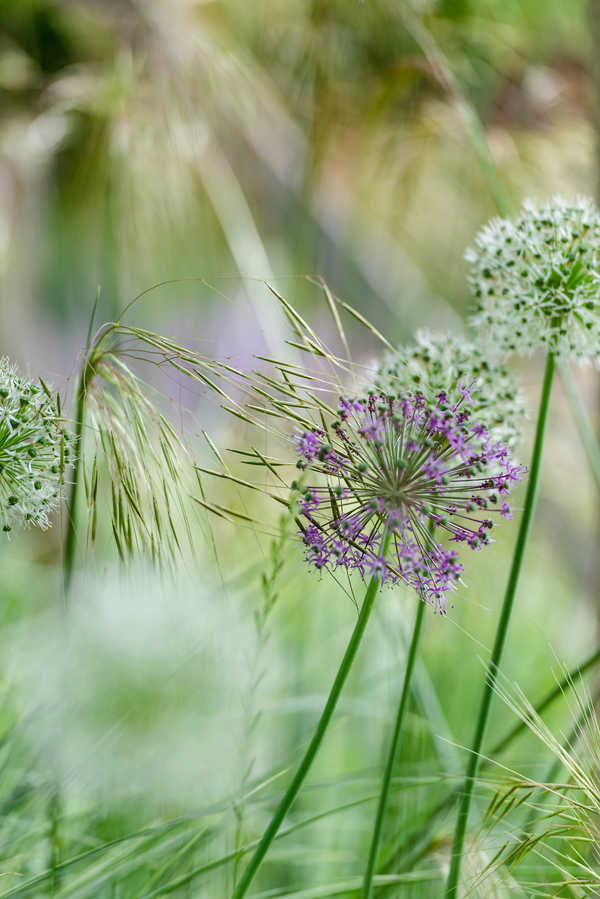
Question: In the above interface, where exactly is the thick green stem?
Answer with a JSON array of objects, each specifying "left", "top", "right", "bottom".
[
  {"left": 444, "top": 352, "right": 555, "bottom": 899},
  {"left": 362, "top": 595, "right": 426, "bottom": 899},
  {"left": 231, "top": 548, "right": 388, "bottom": 899}
]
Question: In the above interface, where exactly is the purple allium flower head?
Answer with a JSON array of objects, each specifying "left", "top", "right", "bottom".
[{"left": 294, "top": 389, "right": 525, "bottom": 612}]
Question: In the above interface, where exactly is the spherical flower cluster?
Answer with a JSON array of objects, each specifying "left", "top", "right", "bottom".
[
  {"left": 294, "top": 388, "right": 525, "bottom": 612},
  {"left": 374, "top": 330, "right": 525, "bottom": 449},
  {"left": 467, "top": 195, "right": 600, "bottom": 361},
  {"left": 0, "top": 358, "right": 70, "bottom": 534}
]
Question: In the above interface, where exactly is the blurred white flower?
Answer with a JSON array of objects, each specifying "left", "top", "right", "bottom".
[{"left": 15, "top": 567, "right": 272, "bottom": 809}]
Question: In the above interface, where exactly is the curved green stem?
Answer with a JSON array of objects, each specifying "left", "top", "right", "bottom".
[
  {"left": 444, "top": 352, "right": 555, "bottom": 899},
  {"left": 362, "top": 595, "right": 426, "bottom": 899},
  {"left": 231, "top": 544, "right": 389, "bottom": 899}
]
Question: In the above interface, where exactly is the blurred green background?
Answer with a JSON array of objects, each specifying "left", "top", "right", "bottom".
[{"left": 1, "top": 0, "right": 600, "bottom": 896}]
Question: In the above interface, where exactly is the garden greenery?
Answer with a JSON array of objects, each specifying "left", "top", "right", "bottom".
[{"left": 4, "top": 196, "right": 600, "bottom": 899}]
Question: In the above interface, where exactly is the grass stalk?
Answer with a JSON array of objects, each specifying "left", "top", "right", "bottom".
[
  {"left": 398, "top": 8, "right": 513, "bottom": 218},
  {"left": 51, "top": 299, "right": 99, "bottom": 887},
  {"left": 361, "top": 595, "right": 426, "bottom": 899},
  {"left": 444, "top": 351, "right": 555, "bottom": 898},
  {"left": 376, "top": 642, "right": 600, "bottom": 889},
  {"left": 62, "top": 367, "right": 87, "bottom": 597},
  {"left": 48, "top": 361, "right": 88, "bottom": 891},
  {"left": 63, "top": 294, "right": 100, "bottom": 597},
  {"left": 559, "top": 363, "right": 600, "bottom": 490},
  {"left": 231, "top": 537, "right": 390, "bottom": 899},
  {"left": 522, "top": 690, "right": 599, "bottom": 835}
]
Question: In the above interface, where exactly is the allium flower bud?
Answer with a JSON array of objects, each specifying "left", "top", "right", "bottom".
[
  {"left": 0, "top": 358, "right": 70, "bottom": 534},
  {"left": 294, "top": 388, "right": 525, "bottom": 612},
  {"left": 467, "top": 195, "right": 600, "bottom": 361},
  {"left": 374, "top": 330, "right": 525, "bottom": 449}
]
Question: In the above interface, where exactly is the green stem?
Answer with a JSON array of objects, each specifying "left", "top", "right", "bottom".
[
  {"left": 63, "top": 292, "right": 102, "bottom": 597},
  {"left": 231, "top": 546, "right": 389, "bottom": 899},
  {"left": 362, "top": 596, "right": 426, "bottom": 899},
  {"left": 489, "top": 645, "right": 600, "bottom": 758},
  {"left": 63, "top": 368, "right": 87, "bottom": 598},
  {"left": 559, "top": 363, "right": 600, "bottom": 491},
  {"left": 398, "top": 8, "right": 513, "bottom": 218},
  {"left": 444, "top": 352, "right": 556, "bottom": 899},
  {"left": 522, "top": 689, "right": 598, "bottom": 835},
  {"left": 46, "top": 786, "right": 60, "bottom": 895},
  {"left": 375, "top": 642, "right": 600, "bottom": 891},
  {"left": 52, "top": 335, "right": 97, "bottom": 888}
]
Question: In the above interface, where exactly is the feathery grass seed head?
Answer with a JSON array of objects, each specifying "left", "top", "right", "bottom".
[
  {"left": 295, "top": 388, "right": 525, "bottom": 611},
  {"left": 0, "top": 358, "right": 69, "bottom": 533},
  {"left": 375, "top": 330, "right": 525, "bottom": 449},
  {"left": 467, "top": 195, "right": 600, "bottom": 361}
]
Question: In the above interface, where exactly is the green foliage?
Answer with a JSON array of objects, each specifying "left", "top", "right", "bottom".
[{"left": 1, "top": 0, "right": 600, "bottom": 896}]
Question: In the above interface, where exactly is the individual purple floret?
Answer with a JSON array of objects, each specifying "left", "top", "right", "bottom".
[{"left": 294, "top": 389, "right": 526, "bottom": 612}]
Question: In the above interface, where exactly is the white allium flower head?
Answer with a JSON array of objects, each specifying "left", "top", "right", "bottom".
[
  {"left": 466, "top": 195, "right": 600, "bottom": 362},
  {"left": 374, "top": 330, "right": 526, "bottom": 449},
  {"left": 0, "top": 358, "right": 70, "bottom": 534}
]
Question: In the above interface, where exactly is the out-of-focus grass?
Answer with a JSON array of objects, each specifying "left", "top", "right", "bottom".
[{"left": 0, "top": 0, "right": 599, "bottom": 896}]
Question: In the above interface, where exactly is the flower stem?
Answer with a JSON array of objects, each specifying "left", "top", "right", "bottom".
[
  {"left": 361, "top": 595, "right": 426, "bottom": 899},
  {"left": 231, "top": 551, "right": 388, "bottom": 899},
  {"left": 444, "top": 351, "right": 555, "bottom": 899}
]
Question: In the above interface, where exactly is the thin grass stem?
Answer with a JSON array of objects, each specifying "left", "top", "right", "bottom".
[
  {"left": 231, "top": 536, "right": 390, "bottom": 899},
  {"left": 444, "top": 351, "right": 556, "bottom": 898},
  {"left": 559, "top": 364, "right": 600, "bottom": 491},
  {"left": 374, "top": 643, "right": 600, "bottom": 891},
  {"left": 361, "top": 594, "right": 426, "bottom": 899},
  {"left": 63, "top": 366, "right": 87, "bottom": 597},
  {"left": 54, "top": 304, "right": 100, "bottom": 888},
  {"left": 522, "top": 688, "right": 600, "bottom": 835},
  {"left": 64, "top": 295, "right": 103, "bottom": 596}
]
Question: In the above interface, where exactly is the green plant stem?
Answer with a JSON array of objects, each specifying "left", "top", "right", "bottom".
[
  {"left": 63, "top": 368, "right": 87, "bottom": 598},
  {"left": 523, "top": 689, "right": 599, "bottom": 835},
  {"left": 63, "top": 293, "right": 102, "bottom": 597},
  {"left": 362, "top": 595, "right": 426, "bottom": 899},
  {"left": 489, "top": 644, "right": 600, "bottom": 758},
  {"left": 375, "top": 642, "right": 600, "bottom": 891},
  {"left": 444, "top": 352, "right": 556, "bottom": 899},
  {"left": 231, "top": 546, "right": 389, "bottom": 899},
  {"left": 560, "top": 363, "right": 600, "bottom": 490},
  {"left": 397, "top": 8, "right": 513, "bottom": 218},
  {"left": 53, "top": 315, "right": 98, "bottom": 886}
]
